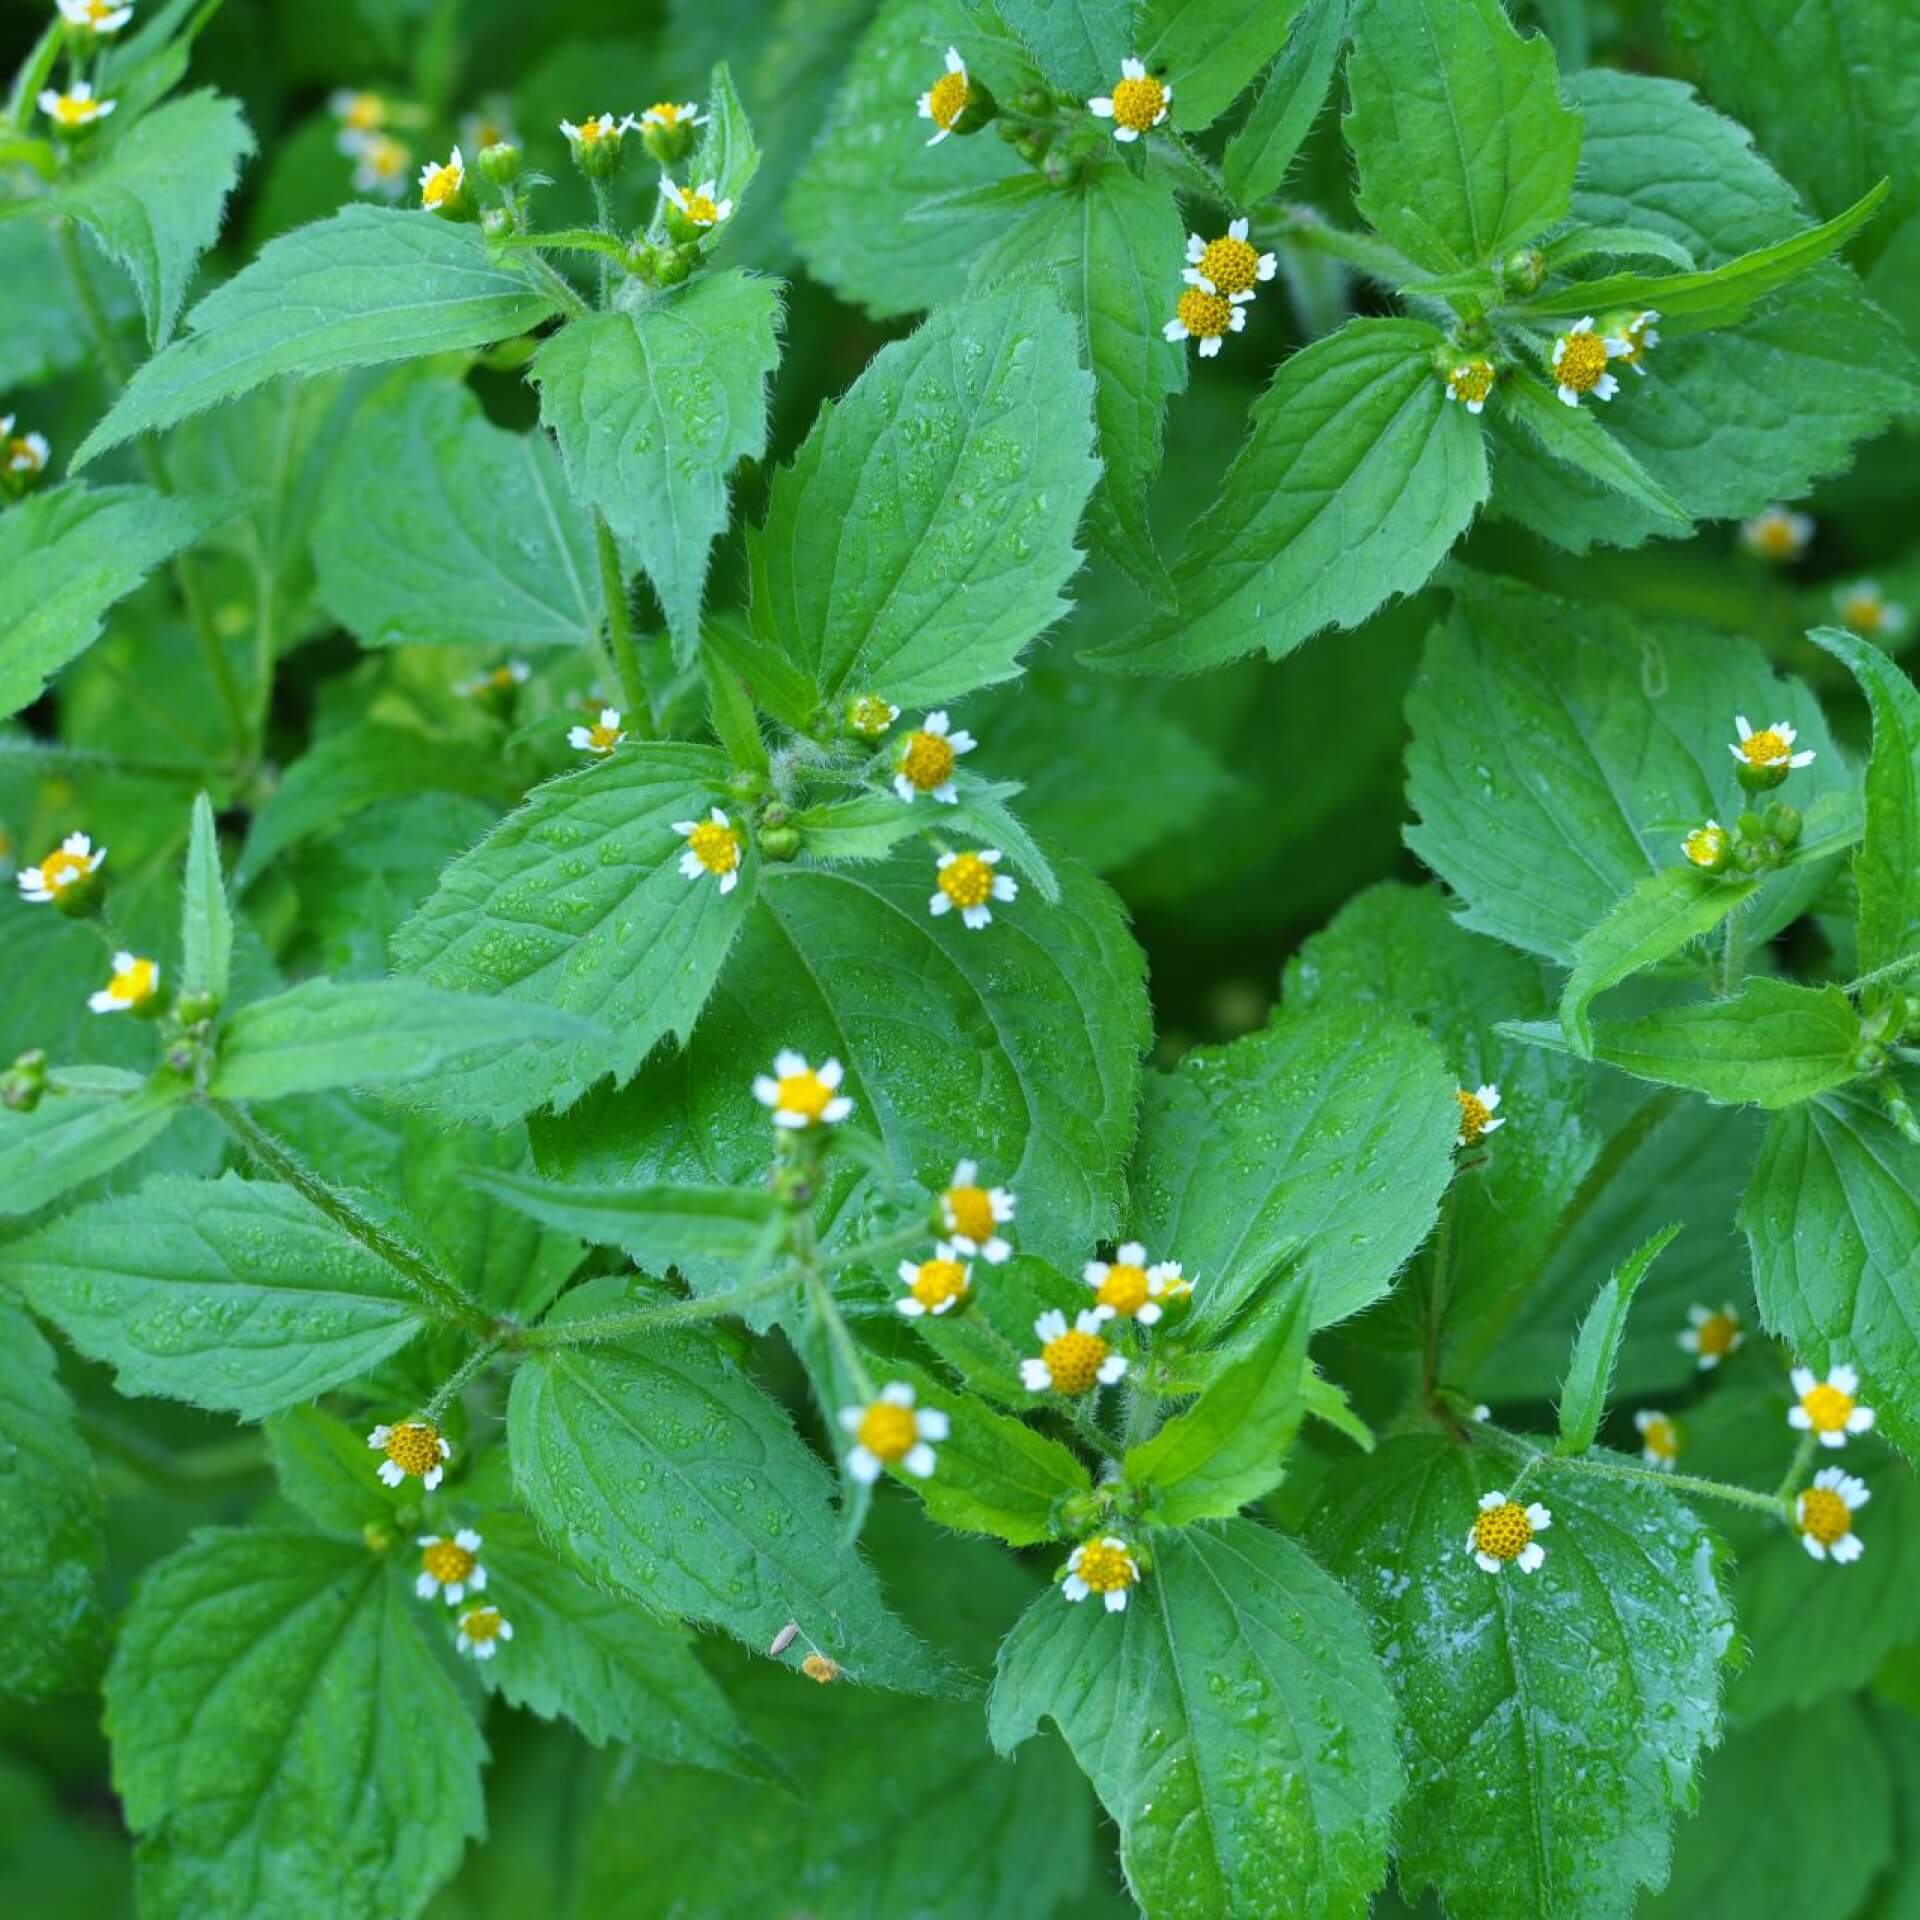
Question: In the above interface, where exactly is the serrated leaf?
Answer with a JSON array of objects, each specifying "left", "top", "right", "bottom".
[
  {"left": 534, "top": 272, "right": 782, "bottom": 658},
  {"left": 469, "top": 1167, "right": 782, "bottom": 1269},
  {"left": 76, "top": 207, "right": 560, "bottom": 464},
  {"left": 105, "top": 1530, "right": 485, "bottom": 1920},
  {"left": 991, "top": 1518, "right": 1403, "bottom": 1918},
  {"left": 4, "top": 1171, "right": 429, "bottom": 1418},
  {"left": 1555, "top": 1223, "right": 1680, "bottom": 1453},
  {"left": 311, "top": 375, "right": 604, "bottom": 655},
  {"left": 994, "top": 0, "right": 1132, "bottom": 93},
  {"left": 266, "top": 1406, "right": 406, "bottom": 1537},
  {"left": 1345, "top": 0, "right": 1580, "bottom": 272},
  {"left": 688, "top": 61, "right": 760, "bottom": 225},
  {"left": 180, "top": 791, "right": 232, "bottom": 1003},
  {"left": 1222, "top": 0, "right": 1352, "bottom": 204},
  {"left": 747, "top": 286, "right": 1097, "bottom": 709},
  {"left": 1095, "top": 319, "right": 1487, "bottom": 673},
  {"left": 0, "top": 1076, "right": 187, "bottom": 1220},
  {"left": 1499, "top": 370, "right": 1690, "bottom": 526},
  {"left": 1139, "top": 0, "right": 1308, "bottom": 131},
  {"left": 1314, "top": 1432, "right": 1735, "bottom": 1919},
  {"left": 911, "top": 1253, "right": 1088, "bottom": 1415}
]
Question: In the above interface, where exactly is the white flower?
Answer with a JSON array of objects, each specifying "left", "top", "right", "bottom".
[
  {"left": 892, "top": 710, "right": 976, "bottom": 803},
  {"left": 838, "top": 1381, "right": 948, "bottom": 1483},
  {"left": 454, "top": 660, "right": 531, "bottom": 699},
  {"left": 367, "top": 1420, "right": 450, "bottom": 1491},
  {"left": 419, "top": 146, "right": 464, "bottom": 210},
  {"left": 1836, "top": 581, "right": 1906, "bottom": 640},
  {"left": 641, "top": 101, "right": 707, "bottom": 132},
  {"left": 1789, "top": 1363, "right": 1875, "bottom": 1447},
  {"left": 1550, "top": 317, "right": 1626, "bottom": 406},
  {"left": 1678, "top": 1302, "right": 1744, "bottom": 1369},
  {"left": 568, "top": 706, "right": 626, "bottom": 755},
  {"left": 662, "top": 176, "right": 733, "bottom": 227},
  {"left": 1617, "top": 309, "right": 1660, "bottom": 374},
  {"left": 1182, "top": 219, "right": 1276, "bottom": 296},
  {"left": 1468, "top": 1490, "right": 1551, "bottom": 1573},
  {"left": 1063, "top": 1536, "right": 1141, "bottom": 1612},
  {"left": 58, "top": 0, "right": 135, "bottom": 32},
  {"left": 559, "top": 113, "right": 626, "bottom": 150},
  {"left": 1740, "top": 503, "right": 1814, "bottom": 561},
  {"left": 673, "top": 806, "right": 743, "bottom": 894},
  {"left": 939, "top": 1159, "right": 1015, "bottom": 1264},
  {"left": 895, "top": 1242, "right": 973, "bottom": 1317},
  {"left": 1445, "top": 359, "right": 1497, "bottom": 414},
  {"left": 350, "top": 133, "right": 412, "bottom": 198},
  {"left": 38, "top": 80, "right": 116, "bottom": 130},
  {"left": 18, "top": 831, "right": 105, "bottom": 903},
  {"left": 752, "top": 1050, "right": 854, "bottom": 1129},
  {"left": 929, "top": 848, "right": 1016, "bottom": 930},
  {"left": 1634, "top": 1408, "right": 1680, "bottom": 1470},
  {"left": 415, "top": 1529, "right": 486, "bottom": 1605},
  {"left": 1021, "top": 1309, "right": 1128, "bottom": 1394},
  {"left": 3, "top": 415, "right": 51, "bottom": 475},
  {"left": 1088, "top": 57, "right": 1170, "bottom": 142},
  {"left": 1455, "top": 1083, "right": 1503, "bottom": 1147},
  {"left": 1730, "top": 714, "right": 1816, "bottom": 772},
  {"left": 1164, "top": 289, "right": 1249, "bottom": 358},
  {"left": 1083, "top": 1241, "right": 1190, "bottom": 1324},
  {"left": 88, "top": 952, "right": 159, "bottom": 1015},
  {"left": 917, "top": 47, "right": 969, "bottom": 146},
  {"left": 455, "top": 1605, "right": 514, "bottom": 1659},
  {"left": 1796, "top": 1466, "right": 1869, "bottom": 1563}
]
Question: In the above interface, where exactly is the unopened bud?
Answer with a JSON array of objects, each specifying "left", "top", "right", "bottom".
[
  {"left": 759, "top": 825, "right": 802, "bottom": 862},
  {"left": 1, "top": 1048, "right": 49, "bottom": 1113},
  {"left": 477, "top": 140, "right": 522, "bottom": 186},
  {"left": 1500, "top": 247, "right": 1547, "bottom": 295}
]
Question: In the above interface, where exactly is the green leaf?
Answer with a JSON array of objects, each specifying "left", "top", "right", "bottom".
[
  {"left": 0, "top": 1301, "right": 106, "bottom": 1701},
  {"left": 311, "top": 375, "right": 604, "bottom": 655},
  {"left": 1314, "top": 1432, "right": 1735, "bottom": 1919},
  {"left": 533, "top": 272, "right": 782, "bottom": 658},
  {"left": 0, "top": 221, "right": 132, "bottom": 388},
  {"left": 266, "top": 1406, "right": 406, "bottom": 1537},
  {"left": 210, "top": 977, "right": 604, "bottom": 1109},
  {"left": 1094, "top": 320, "right": 1488, "bottom": 673},
  {"left": 994, "top": 0, "right": 1132, "bottom": 94},
  {"left": 1223, "top": 0, "right": 1352, "bottom": 205},
  {"left": 688, "top": 61, "right": 761, "bottom": 225},
  {"left": 105, "top": 1530, "right": 485, "bottom": 1920},
  {"left": 1139, "top": 0, "right": 1308, "bottom": 130},
  {"left": 40, "top": 89, "right": 253, "bottom": 346},
  {"left": 1344, "top": 0, "right": 1580, "bottom": 272},
  {"left": 180, "top": 791, "right": 232, "bottom": 1003},
  {"left": 469, "top": 1167, "right": 781, "bottom": 1269},
  {"left": 1499, "top": 371, "right": 1691, "bottom": 526},
  {"left": 3, "top": 1171, "right": 429, "bottom": 1418},
  {"left": 1742, "top": 1084, "right": 1920, "bottom": 1461},
  {"left": 0, "top": 483, "right": 226, "bottom": 719},
  {"left": 748, "top": 287, "right": 1096, "bottom": 709},
  {"left": 911, "top": 1253, "right": 1088, "bottom": 1415},
  {"left": 1126, "top": 1288, "right": 1309, "bottom": 1523},
  {"left": 0, "top": 1076, "right": 187, "bottom": 1220},
  {"left": 76, "top": 206, "right": 561, "bottom": 464},
  {"left": 1555, "top": 1223, "right": 1681, "bottom": 1454},
  {"left": 392, "top": 744, "right": 754, "bottom": 1122},
  {"left": 1546, "top": 222, "right": 1698, "bottom": 273},
  {"left": 507, "top": 1279, "right": 961, "bottom": 1695},
  {"left": 991, "top": 1519, "right": 1403, "bottom": 1918},
  {"left": 1129, "top": 1001, "right": 1458, "bottom": 1332}
]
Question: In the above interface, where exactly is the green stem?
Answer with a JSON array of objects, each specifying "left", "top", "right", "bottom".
[
  {"left": 1772, "top": 1430, "right": 1819, "bottom": 1505},
  {"left": 1422, "top": 1184, "right": 1458, "bottom": 1396},
  {"left": 817, "top": 1220, "right": 940, "bottom": 1275},
  {"left": 1847, "top": 949, "right": 1920, "bottom": 997},
  {"left": 515, "top": 246, "right": 592, "bottom": 318},
  {"left": 1485, "top": 1425, "right": 1789, "bottom": 1519},
  {"left": 594, "top": 510, "right": 651, "bottom": 729},
  {"left": 1265, "top": 204, "right": 1419, "bottom": 285},
  {"left": 589, "top": 176, "right": 617, "bottom": 305},
  {"left": 212, "top": 1100, "right": 496, "bottom": 1339},
  {"left": 523, "top": 1265, "right": 801, "bottom": 1348},
  {"left": 424, "top": 1335, "right": 510, "bottom": 1421},
  {"left": 1718, "top": 902, "right": 1745, "bottom": 997}
]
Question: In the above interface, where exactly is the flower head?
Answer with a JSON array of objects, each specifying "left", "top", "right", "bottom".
[
  {"left": 88, "top": 952, "right": 159, "bottom": 1015},
  {"left": 930, "top": 848, "right": 1015, "bottom": 930},
  {"left": 415, "top": 1529, "right": 486, "bottom": 1605},
  {"left": 673, "top": 807, "right": 743, "bottom": 894},
  {"left": 419, "top": 146, "right": 465, "bottom": 212},
  {"left": 1730, "top": 714, "right": 1815, "bottom": 787},
  {"left": 1613, "top": 309, "right": 1660, "bottom": 374},
  {"left": 455, "top": 1604, "right": 513, "bottom": 1659},
  {"left": 1796, "top": 1466, "right": 1868, "bottom": 1563},
  {"left": 917, "top": 48, "right": 970, "bottom": 145},
  {"left": 560, "top": 112, "right": 626, "bottom": 150},
  {"left": 1836, "top": 581, "right": 1907, "bottom": 641},
  {"left": 846, "top": 693, "right": 899, "bottom": 738},
  {"left": 330, "top": 89, "right": 390, "bottom": 137},
  {"left": 568, "top": 706, "right": 627, "bottom": 756},
  {"left": 39, "top": 80, "right": 116, "bottom": 131},
  {"left": 1741, "top": 503, "right": 1813, "bottom": 562},
  {"left": 1789, "top": 1363, "right": 1875, "bottom": 1447},
  {"left": 1550, "top": 317, "right": 1627, "bottom": 406},
  {"left": 1679, "top": 1301, "right": 1744, "bottom": 1369},
  {"left": 455, "top": 660, "right": 530, "bottom": 700},
  {"left": 58, "top": 0, "right": 133, "bottom": 35},
  {"left": 3, "top": 415, "right": 51, "bottom": 479},
  {"left": 662, "top": 176, "right": 733, "bottom": 229},
  {"left": 1468, "top": 1491, "right": 1551, "bottom": 1573},
  {"left": 350, "top": 133, "right": 413, "bottom": 199},
  {"left": 753, "top": 1050, "right": 853, "bottom": 1129},
  {"left": 893, "top": 710, "right": 975, "bottom": 803},
  {"left": 1183, "top": 219, "right": 1275, "bottom": 298},
  {"left": 837, "top": 1382, "right": 948, "bottom": 1482},
  {"left": 895, "top": 1242, "right": 973, "bottom": 1317},
  {"left": 1088, "top": 58, "right": 1170, "bottom": 142},
  {"left": 367, "top": 1419, "right": 450, "bottom": 1490},
  {"left": 938, "top": 1159, "right": 1015, "bottom": 1263},
  {"left": 1063, "top": 1535, "right": 1141, "bottom": 1612},
  {"left": 18, "top": 831, "right": 105, "bottom": 905},
  {"left": 1445, "top": 358, "right": 1497, "bottom": 414},
  {"left": 1634, "top": 1408, "right": 1681, "bottom": 1470},
  {"left": 1455, "top": 1083, "right": 1504, "bottom": 1148},
  {"left": 1082, "top": 1242, "right": 1189, "bottom": 1325},
  {"left": 1682, "top": 819, "right": 1731, "bottom": 871},
  {"left": 1164, "top": 287, "right": 1248, "bottom": 358},
  {"left": 1020, "top": 1309, "right": 1127, "bottom": 1395},
  {"left": 642, "top": 101, "right": 706, "bottom": 133}
]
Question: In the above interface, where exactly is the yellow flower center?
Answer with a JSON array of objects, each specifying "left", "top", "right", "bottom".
[
  {"left": 774, "top": 1069, "right": 833, "bottom": 1123},
  {"left": 1694, "top": 1311, "right": 1739, "bottom": 1358},
  {"left": 38, "top": 847, "right": 90, "bottom": 891},
  {"left": 1618, "top": 315, "right": 1654, "bottom": 364},
  {"left": 1472, "top": 1501, "right": 1534, "bottom": 1562},
  {"left": 901, "top": 729, "right": 957, "bottom": 790},
  {"left": 1640, "top": 1415, "right": 1679, "bottom": 1461},
  {"left": 577, "top": 115, "right": 617, "bottom": 144},
  {"left": 7, "top": 436, "right": 44, "bottom": 470},
  {"left": 83, "top": 0, "right": 120, "bottom": 21},
  {"left": 1840, "top": 592, "right": 1887, "bottom": 636},
  {"left": 488, "top": 666, "right": 519, "bottom": 690},
  {"left": 649, "top": 102, "right": 689, "bottom": 127},
  {"left": 1800, "top": 1382, "right": 1856, "bottom": 1433},
  {"left": 422, "top": 162, "right": 461, "bottom": 207},
  {"left": 1455, "top": 1088, "right": 1494, "bottom": 1145},
  {"left": 460, "top": 1606, "right": 506, "bottom": 1644},
  {"left": 587, "top": 720, "right": 622, "bottom": 752},
  {"left": 1175, "top": 287, "right": 1233, "bottom": 340},
  {"left": 928, "top": 69, "right": 970, "bottom": 131},
  {"left": 910, "top": 1257, "right": 970, "bottom": 1312},
  {"left": 856, "top": 1401, "right": 918, "bottom": 1463},
  {"left": 1197, "top": 234, "right": 1260, "bottom": 295},
  {"left": 341, "top": 93, "right": 385, "bottom": 131},
  {"left": 422, "top": 1539, "right": 476, "bottom": 1584},
  {"left": 50, "top": 93, "right": 103, "bottom": 127},
  {"left": 1095, "top": 1263, "right": 1150, "bottom": 1317},
  {"left": 1738, "top": 728, "right": 1793, "bottom": 767},
  {"left": 1554, "top": 329, "right": 1610, "bottom": 392},
  {"left": 943, "top": 1184, "right": 995, "bottom": 1244},
  {"left": 1041, "top": 1328, "right": 1111, "bottom": 1395},
  {"left": 106, "top": 957, "right": 158, "bottom": 1007},
  {"left": 687, "top": 819, "right": 741, "bottom": 876},
  {"left": 1683, "top": 825, "right": 1728, "bottom": 868},
  {"left": 1749, "top": 517, "right": 1799, "bottom": 558},
  {"left": 1110, "top": 73, "right": 1167, "bottom": 132},
  {"left": 1448, "top": 358, "right": 1496, "bottom": 405},
  {"left": 681, "top": 189, "right": 721, "bottom": 224},
  {"left": 848, "top": 694, "right": 895, "bottom": 736},
  {"left": 384, "top": 1420, "right": 444, "bottom": 1478},
  {"left": 939, "top": 853, "right": 995, "bottom": 910},
  {"left": 364, "top": 136, "right": 408, "bottom": 178},
  {"left": 1799, "top": 1487, "right": 1851, "bottom": 1547},
  {"left": 1075, "top": 1540, "right": 1137, "bottom": 1594}
]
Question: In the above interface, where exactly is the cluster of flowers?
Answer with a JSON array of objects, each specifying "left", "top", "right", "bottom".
[
  {"left": 1680, "top": 711, "right": 1820, "bottom": 875},
  {"left": 35, "top": 0, "right": 129, "bottom": 138},
  {"left": 13, "top": 832, "right": 169, "bottom": 1014},
  {"left": 1444, "top": 309, "right": 1660, "bottom": 421}
]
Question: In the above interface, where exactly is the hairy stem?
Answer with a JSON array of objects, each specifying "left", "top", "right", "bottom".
[
  {"left": 423, "top": 1334, "right": 511, "bottom": 1421},
  {"left": 521, "top": 1266, "right": 801, "bottom": 1348},
  {"left": 594, "top": 510, "right": 652, "bottom": 731}
]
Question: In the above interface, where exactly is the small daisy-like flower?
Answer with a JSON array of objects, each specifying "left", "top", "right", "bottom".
[
  {"left": 3, "top": 415, "right": 51, "bottom": 477},
  {"left": 454, "top": 660, "right": 531, "bottom": 699},
  {"left": 939, "top": 1159, "right": 1015, "bottom": 1264},
  {"left": 1082, "top": 1242, "right": 1190, "bottom": 1325},
  {"left": 673, "top": 807, "right": 743, "bottom": 894},
  {"left": 38, "top": 80, "right": 116, "bottom": 131},
  {"left": 460, "top": 99, "right": 517, "bottom": 155},
  {"left": 1021, "top": 1309, "right": 1128, "bottom": 1395},
  {"left": 1550, "top": 318, "right": 1627, "bottom": 407},
  {"left": 930, "top": 848, "right": 1015, "bottom": 930},
  {"left": 1164, "top": 287, "right": 1248, "bottom": 358},
  {"left": 1679, "top": 1301, "right": 1744, "bottom": 1369},
  {"left": 568, "top": 706, "right": 627, "bottom": 756},
  {"left": 560, "top": 112, "right": 627, "bottom": 150},
  {"left": 846, "top": 693, "right": 899, "bottom": 738},
  {"left": 642, "top": 101, "right": 707, "bottom": 134},
  {"left": 351, "top": 134, "right": 413, "bottom": 199},
  {"left": 895, "top": 1242, "right": 973, "bottom": 1317},
  {"left": 455, "top": 1604, "right": 514, "bottom": 1659},
  {"left": 1682, "top": 819, "right": 1731, "bottom": 871},
  {"left": 1063, "top": 1535, "right": 1142, "bottom": 1613},
  {"left": 88, "top": 952, "right": 159, "bottom": 1015},
  {"left": 415, "top": 1529, "right": 486, "bottom": 1605},
  {"left": 752, "top": 1050, "right": 854, "bottom": 1129},
  {"left": 917, "top": 47, "right": 970, "bottom": 145},
  {"left": 1634, "top": 1408, "right": 1681, "bottom": 1470},
  {"left": 1836, "top": 580, "right": 1907, "bottom": 641},
  {"left": 1730, "top": 714, "right": 1815, "bottom": 776},
  {"left": 837, "top": 1382, "right": 948, "bottom": 1483},
  {"left": 330, "top": 89, "right": 390, "bottom": 138},
  {"left": 1445, "top": 358, "right": 1497, "bottom": 415},
  {"left": 1183, "top": 219, "right": 1275, "bottom": 298},
  {"left": 1796, "top": 1466, "right": 1869, "bottom": 1563},
  {"left": 419, "top": 146, "right": 465, "bottom": 211},
  {"left": 17, "top": 831, "right": 105, "bottom": 904},
  {"left": 1789, "top": 1363, "right": 1875, "bottom": 1448},
  {"left": 1740, "top": 503, "right": 1813, "bottom": 562},
  {"left": 367, "top": 1419, "right": 450, "bottom": 1490},
  {"left": 58, "top": 0, "right": 133, "bottom": 34},
  {"left": 1088, "top": 57, "right": 1170, "bottom": 142},
  {"left": 893, "top": 711, "right": 975, "bottom": 803},
  {"left": 662, "top": 176, "right": 733, "bottom": 228},
  {"left": 1468, "top": 1490, "right": 1551, "bottom": 1574},
  {"left": 1614, "top": 309, "right": 1660, "bottom": 375},
  {"left": 1455, "top": 1083, "right": 1504, "bottom": 1148}
]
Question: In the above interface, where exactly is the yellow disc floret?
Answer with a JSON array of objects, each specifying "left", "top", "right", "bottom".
[
  {"left": 1196, "top": 234, "right": 1260, "bottom": 296},
  {"left": 37, "top": 846, "right": 91, "bottom": 891},
  {"left": 1692, "top": 1309, "right": 1741, "bottom": 1361},
  {"left": 1040, "top": 1326, "right": 1113, "bottom": 1395},
  {"left": 1175, "top": 287, "right": 1233, "bottom": 343},
  {"left": 1800, "top": 1382, "right": 1856, "bottom": 1435},
  {"left": 422, "top": 1537, "right": 476, "bottom": 1585},
  {"left": 909, "top": 1256, "right": 970, "bottom": 1313},
  {"left": 686, "top": 818, "right": 741, "bottom": 877},
  {"left": 775, "top": 1067, "right": 833, "bottom": 1122},
  {"left": 1738, "top": 726, "right": 1793, "bottom": 768},
  {"left": 421, "top": 156, "right": 463, "bottom": 208},
  {"left": 681, "top": 187, "right": 720, "bottom": 223},
  {"left": 1472, "top": 1500, "right": 1535, "bottom": 1563},
  {"left": 1553, "top": 329, "right": 1610, "bottom": 394},
  {"left": 848, "top": 694, "right": 897, "bottom": 737},
  {"left": 384, "top": 1420, "right": 445, "bottom": 1479},
  {"left": 1683, "top": 822, "right": 1730, "bottom": 869},
  {"left": 1455, "top": 1087, "right": 1495, "bottom": 1145},
  {"left": 459, "top": 1605, "right": 506, "bottom": 1645},
  {"left": 1094, "top": 1260, "right": 1150, "bottom": 1318},
  {"left": 900, "top": 729, "right": 957, "bottom": 792},
  {"left": 1447, "top": 359, "right": 1496, "bottom": 409},
  {"left": 856, "top": 1399, "right": 919, "bottom": 1465},
  {"left": 938, "top": 852, "right": 996, "bottom": 912},
  {"left": 1110, "top": 72, "right": 1168, "bottom": 132},
  {"left": 1798, "top": 1485, "right": 1851, "bottom": 1548},
  {"left": 943, "top": 1184, "right": 996, "bottom": 1245},
  {"left": 927, "top": 67, "right": 969, "bottom": 133},
  {"left": 1073, "top": 1538, "right": 1138, "bottom": 1595}
]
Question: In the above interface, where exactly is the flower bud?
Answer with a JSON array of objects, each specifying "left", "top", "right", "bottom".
[
  {"left": 477, "top": 140, "right": 523, "bottom": 186},
  {"left": 1, "top": 1049, "right": 48, "bottom": 1114},
  {"left": 760, "top": 824, "right": 802, "bottom": 862},
  {"left": 1762, "top": 801, "right": 1803, "bottom": 847},
  {"left": 1499, "top": 246, "right": 1547, "bottom": 295}
]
